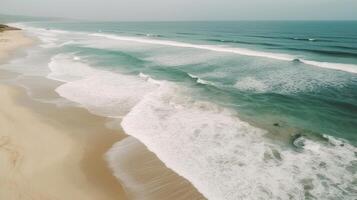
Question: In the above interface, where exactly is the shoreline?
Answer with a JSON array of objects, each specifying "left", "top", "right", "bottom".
[
  {"left": 0, "top": 27, "right": 206, "bottom": 199},
  {"left": 0, "top": 28, "right": 128, "bottom": 199}
]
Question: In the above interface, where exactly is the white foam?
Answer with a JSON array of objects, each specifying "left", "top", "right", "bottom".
[
  {"left": 292, "top": 37, "right": 316, "bottom": 41},
  {"left": 47, "top": 54, "right": 97, "bottom": 82},
  {"left": 24, "top": 27, "right": 60, "bottom": 48},
  {"left": 58, "top": 40, "right": 76, "bottom": 47},
  {"left": 196, "top": 78, "right": 214, "bottom": 86},
  {"left": 43, "top": 54, "right": 357, "bottom": 199},
  {"left": 138, "top": 72, "right": 162, "bottom": 85},
  {"left": 234, "top": 77, "right": 269, "bottom": 92},
  {"left": 52, "top": 56, "right": 158, "bottom": 117},
  {"left": 301, "top": 59, "right": 357, "bottom": 74},
  {"left": 73, "top": 56, "right": 81, "bottom": 61},
  {"left": 121, "top": 82, "right": 357, "bottom": 200},
  {"left": 10, "top": 23, "right": 83, "bottom": 49},
  {"left": 35, "top": 31, "right": 59, "bottom": 48},
  {"left": 187, "top": 73, "right": 199, "bottom": 79},
  {"left": 188, "top": 73, "right": 215, "bottom": 86},
  {"left": 43, "top": 55, "right": 357, "bottom": 200}
]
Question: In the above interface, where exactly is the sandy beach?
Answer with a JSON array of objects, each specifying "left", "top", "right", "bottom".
[
  {"left": 0, "top": 30, "right": 32, "bottom": 62},
  {"left": 0, "top": 28, "right": 128, "bottom": 200},
  {"left": 0, "top": 28, "right": 205, "bottom": 200}
]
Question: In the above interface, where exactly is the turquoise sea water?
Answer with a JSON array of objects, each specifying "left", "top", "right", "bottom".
[
  {"left": 2, "top": 19, "right": 357, "bottom": 199},
  {"left": 26, "top": 20, "right": 357, "bottom": 141}
]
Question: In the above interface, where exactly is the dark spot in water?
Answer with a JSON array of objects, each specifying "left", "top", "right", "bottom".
[
  {"left": 292, "top": 133, "right": 302, "bottom": 139},
  {"left": 319, "top": 162, "right": 327, "bottom": 168},
  {"left": 193, "top": 129, "right": 201, "bottom": 137},
  {"left": 340, "top": 143, "right": 344, "bottom": 147},
  {"left": 301, "top": 178, "right": 316, "bottom": 200},
  {"left": 264, "top": 148, "right": 282, "bottom": 162},
  {"left": 273, "top": 123, "right": 280, "bottom": 127},
  {"left": 292, "top": 58, "right": 301, "bottom": 63},
  {"left": 272, "top": 149, "right": 282, "bottom": 161},
  {"left": 291, "top": 133, "right": 305, "bottom": 149},
  {"left": 304, "top": 183, "right": 314, "bottom": 191},
  {"left": 238, "top": 162, "right": 245, "bottom": 167}
]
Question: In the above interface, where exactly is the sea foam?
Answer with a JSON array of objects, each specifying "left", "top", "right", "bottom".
[
  {"left": 121, "top": 82, "right": 357, "bottom": 199},
  {"left": 46, "top": 55, "right": 357, "bottom": 199},
  {"left": 234, "top": 77, "right": 269, "bottom": 92},
  {"left": 51, "top": 55, "right": 158, "bottom": 117}
]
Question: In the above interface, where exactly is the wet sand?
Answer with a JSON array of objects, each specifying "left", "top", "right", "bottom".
[{"left": 107, "top": 136, "right": 206, "bottom": 200}]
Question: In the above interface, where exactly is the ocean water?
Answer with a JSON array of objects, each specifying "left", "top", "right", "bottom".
[{"left": 1, "top": 19, "right": 357, "bottom": 199}]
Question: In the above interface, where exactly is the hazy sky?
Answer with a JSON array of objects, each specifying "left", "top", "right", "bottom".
[{"left": 1, "top": 0, "right": 357, "bottom": 21}]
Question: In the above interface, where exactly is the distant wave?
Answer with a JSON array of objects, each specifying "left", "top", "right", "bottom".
[
  {"left": 176, "top": 32, "right": 199, "bottom": 36},
  {"left": 275, "top": 47, "right": 357, "bottom": 58},
  {"left": 300, "top": 60, "right": 357, "bottom": 74},
  {"left": 327, "top": 45, "right": 357, "bottom": 51},
  {"left": 205, "top": 38, "right": 282, "bottom": 47},
  {"left": 90, "top": 33, "right": 294, "bottom": 60},
  {"left": 318, "top": 35, "right": 357, "bottom": 40},
  {"left": 246, "top": 35, "right": 335, "bottom": 42},
  {"left": 15, "top": 23, "right": 357, "bottom": 74},
  {"left": 291, "top": 37, "right": 317, "bottom": 42},
  {"left": 91, "top": 33, "right": 357, "bottom": 74}
]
